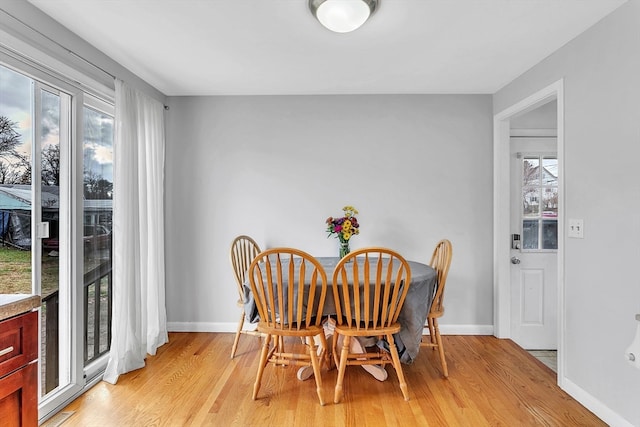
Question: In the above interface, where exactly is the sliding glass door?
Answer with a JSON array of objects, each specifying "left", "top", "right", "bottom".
[{"left": 0, "top": 58, "right": 113, "bottom": 420}]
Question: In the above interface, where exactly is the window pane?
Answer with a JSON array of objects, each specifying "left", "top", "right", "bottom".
[
  {"left": 83, "top": 104, "right": 113, "bottom": 364},
  {"left": 542, "top": 187, "right": 558, "bottom": 218},
  {"left": 0, "top": 65, "right": 33, "bottom": 294},
  {"left": 523, "top": 157, "right": 540, "bottom": 186},
  {"left": 523, "top": 187, "right": 540, "bottom": 217},
  {"left": 542, "top": 157, "right": 557, "bottom": 186},
  {"left": 522, "top": 220, "right": 539, "bottom": 249},
  {"left": 542, "top": 220, "right": 558, "bottom": 249}
]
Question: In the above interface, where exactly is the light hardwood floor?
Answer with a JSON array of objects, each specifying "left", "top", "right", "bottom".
[{"left": 56, "top": 333, "right": 605, "bottom": 427}]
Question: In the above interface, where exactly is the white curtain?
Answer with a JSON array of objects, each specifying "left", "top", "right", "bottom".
[{"left": 103, "top": 79, "right": 168, "bottom": 384}]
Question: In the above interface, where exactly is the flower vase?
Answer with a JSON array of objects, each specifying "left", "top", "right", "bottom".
[{"left": 339, "top": 241, "right": 350, "bottom": 259}]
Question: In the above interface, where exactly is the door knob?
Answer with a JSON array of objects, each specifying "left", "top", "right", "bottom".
[{"left": 511, "top": 256, "right": 521, "bottom": 264}]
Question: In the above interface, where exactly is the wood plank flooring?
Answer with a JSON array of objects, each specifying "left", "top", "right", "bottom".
[{"left": 58, "top": 333, "right": 605, "bottom": 427}]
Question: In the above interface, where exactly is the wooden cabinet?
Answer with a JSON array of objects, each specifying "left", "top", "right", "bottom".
[{"left": 0, "top": 310, "right": 38, "bottom": 427}]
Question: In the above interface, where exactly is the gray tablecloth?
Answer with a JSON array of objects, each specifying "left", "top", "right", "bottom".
[{"left": 243, "top": 256, "right": 436, "bottom": 364}]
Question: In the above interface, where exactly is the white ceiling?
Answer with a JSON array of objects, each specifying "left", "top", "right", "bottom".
[{"left": 28, "top": 0, "right": 627, "bottom": 96}]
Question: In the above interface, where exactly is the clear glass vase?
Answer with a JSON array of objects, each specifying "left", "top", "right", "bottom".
[{"left": 339, "top": 241, "right": 350, "bottom": 259}]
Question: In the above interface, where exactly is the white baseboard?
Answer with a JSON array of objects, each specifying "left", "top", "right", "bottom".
[
  {"left": 560, "top": 376, "right": 634, "bottom": 427},
  {"left": 168, "top": 322, "right": 494, "bottom": 336},
  {"left": 435, "top": 324, "right": 494, "bottom": 335},
  {"left": 167, "top": 322, "right": 242, "bottom": 333}
]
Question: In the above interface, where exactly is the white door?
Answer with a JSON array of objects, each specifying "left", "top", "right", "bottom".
[{"left": 510, "top": 138, "right": 558, "bottom": 350}]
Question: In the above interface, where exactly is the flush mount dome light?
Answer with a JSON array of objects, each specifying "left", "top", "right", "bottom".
[{"left": 309, "top": 0, "right": 378, "bottom": 33}]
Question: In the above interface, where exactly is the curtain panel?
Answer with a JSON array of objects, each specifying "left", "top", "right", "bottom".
[{"left": 103, "top": 79, "right": 168, "bottom": 384}]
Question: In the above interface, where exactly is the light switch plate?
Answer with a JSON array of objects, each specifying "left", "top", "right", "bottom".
[{"left": 568, "top": 218, "right": 584, "bottom": 238}]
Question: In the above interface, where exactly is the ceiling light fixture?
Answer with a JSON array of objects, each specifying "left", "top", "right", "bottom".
[{"left": 309, "top": 0, "right": 378, "bottom": 33}]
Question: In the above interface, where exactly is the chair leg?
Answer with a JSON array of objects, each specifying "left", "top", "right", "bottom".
[
  {"left": 332, "top": 332, "right": 340, "bottom": 369},
  {"left": 387, "top": 333, "right": 410, "bottom": 401},
  {"left": 273, "top": 336, "right": 285, "bottom": 366},
  {"left": 428, "top": 316, "right": 436, "bottom": 347},
  {"left": 231, "top": 310, "right": 246, "bottom": 358},
  {"left": 307, "top": 336, "right": 325, "bottom": 406},
  {"left": 318, "top": 332, "right": 332, "bottom": 371},
  {"left": 432, "top": 319, "right": 448, "bottom": 378},
  {"left": 252, "top": 334, "right": 272, "bottom": 400},
  {"left": 334, "top": 335, "right": 350, "bottom": 404}
]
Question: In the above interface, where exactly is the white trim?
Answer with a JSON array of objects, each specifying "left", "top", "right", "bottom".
[
  {"left": 562, "top": 377, "right": 635, "bottom": 427},
  {"left": 511, "top": 128, "right": 557, "bottom": 138},
  {"left": 427, "top": 324, "right": 494, "bottom": 335},
  {"left": 167, "top": 322, "right": 248, "bottom": 333},
  {"left": 493, "top": 115, "right": 512, "bottom": 339},
  {"left": 493, "top": 79, "right": 565, "bottom": 382}
]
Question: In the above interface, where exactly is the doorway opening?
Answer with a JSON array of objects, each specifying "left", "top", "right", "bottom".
[{"left": 493, "top": 80, "right": 565, "bottom": 384}]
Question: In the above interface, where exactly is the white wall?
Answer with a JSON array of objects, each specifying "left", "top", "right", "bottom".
[
  {"left": 511, "top": 100, "right": 557, "bottom": 130},
  {"left": 494, "top": 1, "right": 640, "bottom": 425},
  {"left": 164, "top": 95, "right": 494, "bottom": 333}
]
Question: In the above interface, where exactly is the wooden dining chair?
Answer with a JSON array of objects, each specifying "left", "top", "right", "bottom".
[
  {"left": 247, "top": 247, "right": 329, "bottom": 405},
  {"left": 420, "top": 239, "right": 453, "bottom": 377},
  {"left": 229, "top": 235, "right": 263, "bottom": 358},
  {"left": 331, "top": 247, "right": 412, "bottom": 403}
]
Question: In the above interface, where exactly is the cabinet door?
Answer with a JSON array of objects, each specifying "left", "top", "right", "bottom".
[
  {"left": 0, "top": 311, "right": 38, "bottom": 378},
  {"left": 0, "top": 361, "right": 38, "bottom": 427}
]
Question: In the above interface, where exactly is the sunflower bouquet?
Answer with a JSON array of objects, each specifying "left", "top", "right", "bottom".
[{"left": 326, "top": 206, "right": 360, "bottom": 257}]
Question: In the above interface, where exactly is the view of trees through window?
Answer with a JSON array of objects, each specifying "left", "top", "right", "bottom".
[
  {"left": 0, "top": 115, "right": 28, "bottom": 184},
  {"left": 0, "top": 65, "right": 114, "bottom": 289}
]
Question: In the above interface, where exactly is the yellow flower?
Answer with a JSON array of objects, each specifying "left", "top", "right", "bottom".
[
  {"left": 342, "top": 219, "right": 352, "bottom": 230},
  {"left": 342, "top": 206, "right": 358, "bottom": 217},
  {"left": 342, "top": 230, "right": 353, "bottom": 240}
]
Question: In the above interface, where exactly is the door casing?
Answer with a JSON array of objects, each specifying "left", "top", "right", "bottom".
[{"left": 493, "top": 79, "right": 565, "bottom": 385}]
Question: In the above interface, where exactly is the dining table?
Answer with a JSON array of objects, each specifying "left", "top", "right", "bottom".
[{"left": 243, "top": 256, "right": 437, "bottom": 364}]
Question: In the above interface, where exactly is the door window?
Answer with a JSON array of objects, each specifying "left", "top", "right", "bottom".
[{"left": 522, "top": 155, "right": 558, "bottom": 250}]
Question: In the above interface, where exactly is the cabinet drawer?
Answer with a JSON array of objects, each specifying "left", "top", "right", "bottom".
[{"left": 0, "top": 311, "right": 38, "bottom": 378}]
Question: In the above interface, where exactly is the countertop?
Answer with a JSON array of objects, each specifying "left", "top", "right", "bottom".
[{"left": 0, "top": 294, "right": 41, "bottom": 322}]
